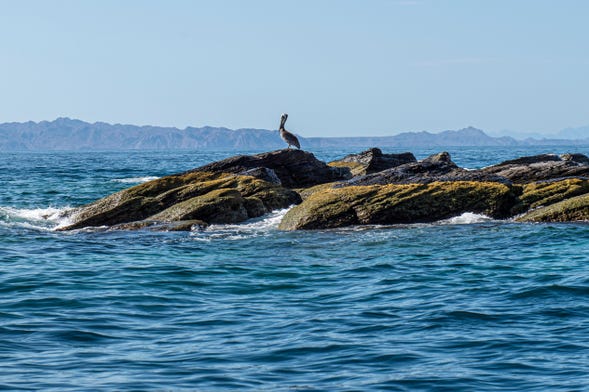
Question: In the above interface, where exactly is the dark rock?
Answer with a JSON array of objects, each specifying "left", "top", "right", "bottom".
[
  {"left": 239, "top": 167, "right": 282, "bottom": 185},
  {"left": 341, "top": 152, "right": 511, "bottom": 186},
  {"left": 494, "top": 154, "right": 561, "bottom": 166},
  {"left": 110, "top": 220, "right": 208, "bottom": 231},
  {"left": 329, "top": 148, "right": 416, "bottom": 176},
  {"left": 561, "top": 153, "right": 589, "bottom": 165},
  {"left": 190, "top": 149, "right": 351, "bottom": 188},
  {"left": 482, "top": 153, "right": 589, "bottom": 183}
]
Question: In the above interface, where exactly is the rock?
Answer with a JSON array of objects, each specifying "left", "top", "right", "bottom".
[
  {"left": 279, "top": 181, "right": 518, "bottom": 230},
  {"left": 239, "top": 167, "right": 282, "bottom": 185},
  {"left": 59, "top": 149, "right": 589, "bottom": 232},
  {"left": 328, "top": 148, "right": 416, "bottom": 176},
  {"left": 110, "top": 220, "right": 208, "bottom": 231},
  {"left": 341, "top": 152, "right": 511, "bottom": 186},
  {"left": 511, "top": 178, "right": 589, "bottom": 215},
  {"left": 561, "top": 153, "right": 589, "bottom": 165},
  {"left": 517, "top": 194, "right": 589, "bottom": 222},
  {"left": 59, "top": 171, "right": 301, "bottom": 230},
  {"left": 190, "top": 149, "right": 351, "bottom": 188},
  {"left": 482, "top": 153, "right": 589, "bottom": 183}
]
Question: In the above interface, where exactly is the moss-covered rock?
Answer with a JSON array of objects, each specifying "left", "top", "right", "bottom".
[
  {"left": 511, "top": 178, "right": 589, "bottom": 214},
  {"left": 516, "top": 194, "right": 589, "bottom": 222},
  {"left": 279, "top": 181, "right": 518, "bottom": 230},
  {"left": 60, "top": 171, "right": 301, "bottom": 230}
]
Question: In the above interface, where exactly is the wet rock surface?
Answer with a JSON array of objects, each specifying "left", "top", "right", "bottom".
[
  {"left": 279, "top": 181, "right": 518, "bottom": 230},
  {"left": 60, "top": 149, "right": 589, "bottom": 231}
]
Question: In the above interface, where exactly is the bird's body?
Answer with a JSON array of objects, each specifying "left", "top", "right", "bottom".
[{"left": 279, "top": 113, "right": 301, "bottom": 149}]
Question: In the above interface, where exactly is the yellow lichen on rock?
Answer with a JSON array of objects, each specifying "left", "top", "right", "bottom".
[
  {"left": 328, "top": 161, "right": 367, "bottom": 176},
  {"left": 279, "top": 181, "right": 517, "bottom": 230},
  {"left": 515, "top": 178, "right": 589, "bottom": 213},
  {"left": 517, "top": 193, "right": 589, "bottom": 222}
]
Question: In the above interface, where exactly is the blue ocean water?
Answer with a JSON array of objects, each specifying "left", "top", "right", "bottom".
[{"left": 1, "top": 146, "right": 589, "bottom": 391}]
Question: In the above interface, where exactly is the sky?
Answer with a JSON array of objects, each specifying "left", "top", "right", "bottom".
[{"left": 1, "top": 0, "right": 588, "bottom": 137}]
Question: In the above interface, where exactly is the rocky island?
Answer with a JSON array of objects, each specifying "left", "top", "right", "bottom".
[{"left": 58, "top": 148, "right": 589, "bottom": 231}]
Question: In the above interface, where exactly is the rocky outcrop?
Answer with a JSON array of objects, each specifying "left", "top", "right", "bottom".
[
  {"left": 279, "top": 181, "right": 518, "bottom": 230},
  {"left": 59, "top": 170, "right": 301, "bottom": 230},
  {"left": 341, "top": 152, "right": 511, "bottom": 186},
  {"left": 511, "top": 178, "right": 589, "bottom": 215},
  {"left": 481, "top": 153, "right": 589, "bottom": 183},
  {"left": 190, "top": 149, "right": 351, "bottom": 188},
  {"left": 279, "top": 151, "right": 589, "bottom": 229},
  {"left": 60, "top": 148, "right": 589, "bottom": 231},
  {"left": 328, "top": 148, "right": 416, "bottom": 176},
  {"left": 517, "top": 194, "right": 589, "bottom": 222}
]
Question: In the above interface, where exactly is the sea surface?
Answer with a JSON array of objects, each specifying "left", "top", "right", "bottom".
[{"left": 1, "top": 146, "right": 589, "bottom": 391}]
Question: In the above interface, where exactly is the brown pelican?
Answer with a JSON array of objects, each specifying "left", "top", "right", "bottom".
[{"left": 279, "top": 113, "right": 301, "bottom": 149}]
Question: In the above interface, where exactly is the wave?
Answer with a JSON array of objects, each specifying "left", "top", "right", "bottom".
[
  {"left": 191, "top": 208, "right": 291, "bottom": 241},
  {"left": 111, "top": 176, "right": 159, "bottom": 184},
  {"left": 0, "top": 206, "right": 73, "bottom": 230},
  {"left": 438, "top": 212, "right": 493, "bottom": 225}
]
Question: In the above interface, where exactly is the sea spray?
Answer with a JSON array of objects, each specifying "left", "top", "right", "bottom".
[
  {"left": 0, "top": 206, "right": 74, "bottom": 230},
  {"left": 439, "top": 212, "right": 493, "bottom": 225},
  {"left": 111, "top": 176, "right": 160, "bottom": 184},
  {"left": 192, "top": 207, "right": 292, "bottom": 241}
]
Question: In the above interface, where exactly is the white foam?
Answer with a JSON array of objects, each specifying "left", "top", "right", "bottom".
[
  {"left": 191, "top": 207, "right": 291, "bottom": 241},
  {"left": 112, "top": 176, "right": 159, "bottom": 184},
  {"left": 0, "top": 206, "right": 74, "bottom": 230},
  {"left": 439, "top": 212, "right": 493, "bottom": 225}
]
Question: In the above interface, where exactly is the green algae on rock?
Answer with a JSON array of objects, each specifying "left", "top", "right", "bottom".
[
  {"left": 517, "top": 193, "right": 589, "bottom": 222},
  {"left": 278, "top": 181, "right": 518, "bottom": 230},
  {"left": 60, "top": 171, "right": 301, "bottom": 230},
  {"left": 511, "top": 178, "right": 589, "bottom": 215}
]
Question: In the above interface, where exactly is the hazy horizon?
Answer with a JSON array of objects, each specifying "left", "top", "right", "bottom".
[
  {"left": 2, "top": 116, "right": 588, "bottom": 141},
  {"left": 1, "top": 1, "right": 588, "bottom": 138}
]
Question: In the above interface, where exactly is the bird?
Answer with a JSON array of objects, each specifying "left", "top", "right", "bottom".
[{"left": 279, "top": 113, "right": 301, "bottom": 149}]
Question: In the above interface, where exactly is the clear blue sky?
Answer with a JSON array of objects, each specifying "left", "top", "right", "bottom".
[{"left": 1, "top": 0, "right": 587, "bottom": 137}]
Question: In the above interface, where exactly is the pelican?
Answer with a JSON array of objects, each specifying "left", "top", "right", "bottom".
[{"left": 279, "top": 113, "right": 301, "bottom": 149}]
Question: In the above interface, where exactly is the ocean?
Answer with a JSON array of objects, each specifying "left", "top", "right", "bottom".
[{"left": 1, "top": 146, "right": 589, "bottom": 391}]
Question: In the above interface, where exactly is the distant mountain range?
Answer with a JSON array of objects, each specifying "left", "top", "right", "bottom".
[{"left": 0, "top": 118, "right": 587, "bottom": 151}]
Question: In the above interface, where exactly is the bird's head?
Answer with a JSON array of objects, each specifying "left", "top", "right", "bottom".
[{"left": 279, "top": 113, "right": 288, "bottom": 128}]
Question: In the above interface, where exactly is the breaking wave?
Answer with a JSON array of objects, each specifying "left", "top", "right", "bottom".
[
  {"left": 0, "top": 206, "right": 73, "bottom": 230},
  {"left": 112, "top": 176, "right": 160, "bottom": 184},
  {"left": 191, "top": 208, "right": 291, "bottom": 241},
  {"left": 439, "top": 212, "right": 493, "bottom": 225}
]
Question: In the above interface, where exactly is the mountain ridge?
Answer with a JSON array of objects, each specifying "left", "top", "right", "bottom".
[{"left": 0, "top": 118, "right": 587, "bottom": 151}]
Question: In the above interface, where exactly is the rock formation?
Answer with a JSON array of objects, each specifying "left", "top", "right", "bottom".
[{"left": 59, "top": 149, "right": 589, "bottom": 231}]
